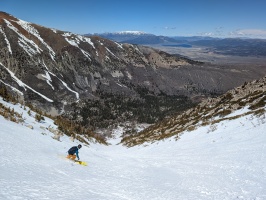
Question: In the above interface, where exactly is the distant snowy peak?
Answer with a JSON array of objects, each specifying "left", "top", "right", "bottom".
[
  {"left": 95, "top": 31, "right": 179, "bottom": 44},
  {"left": 116, "top": 31, "right": 150, "bottom": 35},
  {"left": 96, "top": 31, "right": 155, "bottom": 37},
  {"left": 98, "top": 31, "right": 154, "bottom": 36}
]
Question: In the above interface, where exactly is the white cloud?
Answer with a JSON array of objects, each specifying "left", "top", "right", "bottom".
[
  {"left": 229, "top": 29, "right": 266, "bottom": 38},
  {"left": 164, "top": 26, "right": 176, "bottom": 30}
]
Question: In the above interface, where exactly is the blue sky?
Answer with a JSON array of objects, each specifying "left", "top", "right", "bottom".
[{"left": 1, "top": 0, "right": 266, "bottom": 38}]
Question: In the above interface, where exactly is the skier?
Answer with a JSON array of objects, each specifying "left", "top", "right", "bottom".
[{"left": 67, "top": 144, "right": 82, "bottom": 160}]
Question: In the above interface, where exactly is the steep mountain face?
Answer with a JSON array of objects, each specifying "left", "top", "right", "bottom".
[
  {"left": 122, "top": 76, "right": 266, "bottom": 146},
  {"left": 0, "top": 12, "right": 264, "bottom": 129},
  {"left": 0, "top": 12, "right": 194, "bottom": 111}
]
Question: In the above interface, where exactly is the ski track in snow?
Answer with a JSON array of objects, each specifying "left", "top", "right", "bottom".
[{"left": 0, "top": 98, "right": 266, "bottom": 200}]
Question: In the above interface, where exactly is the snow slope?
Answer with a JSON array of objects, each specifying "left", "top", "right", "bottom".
[{"left": 0, "top": 99, "right": 266, "bottom": 200}]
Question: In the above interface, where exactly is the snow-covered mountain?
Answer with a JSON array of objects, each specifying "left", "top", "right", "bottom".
[
  {"left": 89, "top": 31, "right": 152, "bottom": 41},
  {"left": 0, "top": 12, "right": 198, "bottom": 118},
  {"left": 94, "top": 31, "right": 179, "bottom": 44},
  {"left": 115, "top": 31, "right": 148, "bottom": 35},
  {"left": 1, "top": 87, "right": 266, "bottom": 199},
  {"left": 1, "top": 11, "right": 266, "bottom": 132}
]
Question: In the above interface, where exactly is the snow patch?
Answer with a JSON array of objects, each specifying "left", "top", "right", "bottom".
[
  {"left": 4, "top": 19, "right": 42, "bottom": 56},
  {"left": 98, "top": 40, "right": 104, "bottom": 45},
  {"left": 125, "top": 71, "right": 132, "bottom": 80},
  {"left": 114, "top": 42, "right": 124, "bottom": 49},
  {"left": 0, "top": 62, "right": 53, "bottom": 102},
  {"left": 111, "top": 70, "right": 124, "bottom": 78},
  {"left": 80, "top": 49, "right": 91, "bottom": 60},
  {"left": 15, "top": 19, "right": 56, "bottom": 60},
  {"left": 116, "top": 82, "right": 128, "bottom": 88},
  {"left": 63, "top": 33, "right": 95, "bottom": 59},
  {"left": 105, "top": 47, "right": 120, "bottom": 60},
  {"left": 59, "top": 79, "right": 79, "bottom": 100},
  {"left": 39, "top": 63, "right": 81, "bottom": 108},
  {"left": 0, "top": 80, "right": 23, "bottom": 95},
  {"left": 38, "top": 61, "right": 54, "bottom": 90},
  {"left": 76, "top": 35, "right": 96, "bottom": 49},
  {"left": 42, "top": 71, "right": 54, "bottom": 90},
  {"left": 0, "top": 27, "right": 12, "bottom": 54},
  {"left": 51, "top": 28, "right": 57, "bottom": 33},
  {"left": 64, "top": 34, "right": 79, "bottom": 47}
]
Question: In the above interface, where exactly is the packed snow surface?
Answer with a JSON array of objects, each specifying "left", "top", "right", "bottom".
[{"left": 0, "top": 99, "right": 266, "bottom": 200}]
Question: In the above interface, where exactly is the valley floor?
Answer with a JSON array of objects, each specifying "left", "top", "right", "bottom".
[{"left": 0, "top": 101, "right": 266, "bottom": 200}]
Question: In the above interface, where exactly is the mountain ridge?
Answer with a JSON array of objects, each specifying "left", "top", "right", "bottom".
[
  {"left": 1, "top": 11, "right": 265, "bottom": 130},
  {"left": 93, "top": 31, "right": 178, "bottom": 44},
  {"left": 122, "top": 75, "right": 266, "bottom": 146},
  {"left": 95, "top": 31, "right": 266, "bottom": 57}
]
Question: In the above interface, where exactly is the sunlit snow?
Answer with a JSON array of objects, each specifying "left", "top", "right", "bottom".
[
  {"left": 15, "top": 19, "right": 56, "bottom": 60},
  {"left": 0, "top": 97, "right": 265, "bottom": 200},
  {"left": 41, "top": 61, "right": 55, "bottom": 90},
  {"left": 105, "top": 47, "right": 120, "bottom": 60},
  {"left": 59, "top": 79, "right": 79, "bottom": 100},
  {"left": 114, "top": 41, "right": 124, "bottom": 49},
  {"left": 4, "top": 19, "right": 42, "bottom": 56},
  {"left": 63, "top": 33, "right": 96, "bottom": 59},
  {"left": 0, "top": 80, "right": 23, "bottom": 95}
]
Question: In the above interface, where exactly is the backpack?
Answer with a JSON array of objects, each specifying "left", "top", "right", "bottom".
[{"left": 68, "top": 146, "right": 78, "bottom": 155}]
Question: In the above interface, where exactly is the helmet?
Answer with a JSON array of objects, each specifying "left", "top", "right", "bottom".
[{"left": 78, "top": 144, "right": 82, "bottom": 149}]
